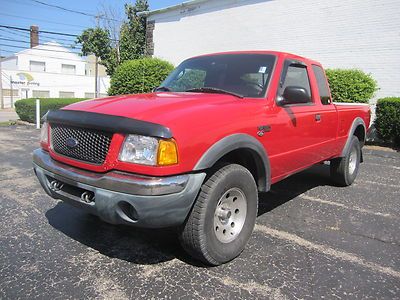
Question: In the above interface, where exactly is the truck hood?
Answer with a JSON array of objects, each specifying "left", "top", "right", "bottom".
[{"left": 63, "top": 92, "right": 244, "bottom": 127}]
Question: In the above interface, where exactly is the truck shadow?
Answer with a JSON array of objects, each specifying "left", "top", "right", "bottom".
[
  {"left": 45, "top": 163, "right": 333, "bottom": 266},
  {"left": 45, "top": 203, "right": 183, "bottom": 265},
  {"left": 258, "top": 163, "right": 333, "bottom": 216}
]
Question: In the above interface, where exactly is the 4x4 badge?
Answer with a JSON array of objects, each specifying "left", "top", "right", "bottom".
[{"left": 257, "top": 125, "right": 271, "bottom": 137}]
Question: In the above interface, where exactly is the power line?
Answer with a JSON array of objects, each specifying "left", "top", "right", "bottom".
[
  {"left": 0, "top": 25, "right": 78, "bottom": 43},
  {"left": 0, "top": 28, "right": 31, "bottom": 39},
  {"left": 31, "top": 0, "right": 99, "bottom": 17},
  {"left": 0, "top": 28, "right": 76, "bottom": 45},
  {"left": 29, "top": 0, "right": 121, "bottom": 22},
  {"left": 39, "top": 34, "right": 77, "bottom": 43},
  {"left": 0, "top": 43, "right": 81, "bottom": 55},
  {"left": 0, "top": 37, "right": 82, "bottom": 50},
  {"left": 0, "top": 12, "right": 88, "bottom": 30},
  {"left": 0, "top": 24, "right": 119, "bottom": 43},
  {"left": 0, "top": 25, "right": 78, "bottom": 37}
]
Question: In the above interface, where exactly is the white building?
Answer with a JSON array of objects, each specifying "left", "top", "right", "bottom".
[
  {"left": 145, "top": 0, "right": 400, "bottom": 103},
  {"left": 1, "top": 42, "right": 110, "bottom": 108}
]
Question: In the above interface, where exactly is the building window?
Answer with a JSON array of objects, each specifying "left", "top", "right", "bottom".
[
  {"left": 61, "top": 64, "right": 76, "bottom": 75},
  {"left": 32, "top": 90, "right": 50, "bottom": 98},
  {"left": 84, "top": 92, "right": 95, "bottom": 98},
  {"left": 2, "top": 89, "right": 19, "bottom": 97},
  {"left": 59, "top": 91, "right": 75, "bottom": 98},
  {"left": 30, "top": 61, "right": 46, "bottom": 72}
]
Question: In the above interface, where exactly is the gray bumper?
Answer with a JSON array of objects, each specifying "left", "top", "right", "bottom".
[{"left": 33, "top": 149, "right": 205, "bottom": 228}]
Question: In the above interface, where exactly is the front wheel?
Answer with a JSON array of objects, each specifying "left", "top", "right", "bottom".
[
  {"left": 179, "top": 164, "right": 258, "bottom": 266},
  {"left": 330, "top": 135, "right": 361, "bottom": 186}
]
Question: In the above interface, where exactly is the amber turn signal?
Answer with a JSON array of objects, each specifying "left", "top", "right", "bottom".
[{"left": 157, "top": 139, "right": 178, "bottom": 166}]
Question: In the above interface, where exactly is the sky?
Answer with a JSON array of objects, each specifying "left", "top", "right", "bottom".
[{"left": 0, "top": 0, "right": 183, "bottom": 56}]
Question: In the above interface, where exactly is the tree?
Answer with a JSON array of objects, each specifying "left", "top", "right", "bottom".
[
  {"left": 76, "top": 27, "right": 112, "bottom": 62},
  {"left": 119, "top": 0, "right": 149, "bottom": 61},
  {"left": 76, "top": 27, "right": 113, "bottom": 96},
  {"left": 76, "top": 0, "right": 149, "bottom": 76}
]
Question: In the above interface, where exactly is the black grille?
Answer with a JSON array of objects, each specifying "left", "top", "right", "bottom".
[{"left": 51, "top": 124, "right": 113, "bottom": 164}]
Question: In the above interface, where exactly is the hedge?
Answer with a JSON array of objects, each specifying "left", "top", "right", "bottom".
[
  {"left": 108, "top": 57, "right": 174, "bottom": 95},
  {"left": 375, "top": 97, "right": 400, "bottom": 145},
  {"left": 325, "top": 69, "right": 378, "bottom": 103},
  {"left": 14, "top": 98, "right": 87, "bottom": 123}
]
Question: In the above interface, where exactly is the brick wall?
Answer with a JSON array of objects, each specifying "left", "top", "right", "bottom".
[{"left": 148, "top": 0, "right": 400, "bottom": 103}]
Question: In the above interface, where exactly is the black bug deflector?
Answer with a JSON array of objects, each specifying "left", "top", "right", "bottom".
[{"left": 45, "top": 109, "right": 173, "bottom": 139}]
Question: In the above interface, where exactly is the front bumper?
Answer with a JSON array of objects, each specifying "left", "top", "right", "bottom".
[{"left": 33, "top": 149, "right": 205, "bottom": 228}]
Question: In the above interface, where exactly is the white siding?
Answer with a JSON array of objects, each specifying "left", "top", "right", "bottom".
[
  {"left": 1, "top": 42, "right": 110, "bottom": 108},
  {"left": 149, "top": 0, "right": 400, "bottom": 102}
]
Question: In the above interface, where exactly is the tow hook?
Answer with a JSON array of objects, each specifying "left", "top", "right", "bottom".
[
  {"left": 81, "top": 191, "right": 95, "bottom": 203},
  {"left": 49, "top": 180, "right": 64, "bottom": 192}
]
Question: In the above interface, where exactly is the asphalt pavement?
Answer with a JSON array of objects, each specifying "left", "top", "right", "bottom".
[{"left": 0, "top": 126, "right": 399, "bottom": 299}]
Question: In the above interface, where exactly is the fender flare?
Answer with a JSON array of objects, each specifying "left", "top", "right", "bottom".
[
  {"left": 193, "top": 133, "right": 271, "bottom": 192},
  {"left": 340, "top": 117, "right": 366, "bottom": 157}
]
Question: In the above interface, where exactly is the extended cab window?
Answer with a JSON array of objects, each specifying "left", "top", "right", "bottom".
[
  {"left": 312, "top": 65, "right": 331, "bottom": 105},
  {"left": 280, "top": 65, "right": 312, "bottom": 103}
]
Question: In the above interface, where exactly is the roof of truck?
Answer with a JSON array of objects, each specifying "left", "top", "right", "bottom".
[{"left": 190, "top": 50, "right": 322, "bottom": 66}]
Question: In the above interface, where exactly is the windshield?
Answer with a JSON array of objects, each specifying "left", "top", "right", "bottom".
[{"left": 161, "top": 54, "right": 276, "bottom": 98}]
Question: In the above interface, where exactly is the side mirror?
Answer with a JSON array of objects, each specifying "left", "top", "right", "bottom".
[{"left": 280, "top": 86, "right": 310, "bottom": 105}]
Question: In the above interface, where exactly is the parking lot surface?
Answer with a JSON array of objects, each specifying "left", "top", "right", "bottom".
[{"left": 0, "top": 126, "right": 399, "bottom": 299}]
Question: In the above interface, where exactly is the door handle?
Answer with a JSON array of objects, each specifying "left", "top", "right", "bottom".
[{"left": 315, "top": 114, "right": 321, "bottom": 122}]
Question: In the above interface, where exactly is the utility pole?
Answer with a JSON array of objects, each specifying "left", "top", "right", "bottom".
[
  {"left": 95, "top": 56, "right": 98, "bottom": 98},
  {"left": 10, "top": 75, "right": 13, "bottom": 108},
  {"left": 94, "top": 14, "right": 103, "bottom": 98},
  {"left": 0, "top": 49, "right": 4, "bottom": 109}
]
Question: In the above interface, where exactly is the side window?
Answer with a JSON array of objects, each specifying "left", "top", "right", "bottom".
[
  {"left": 169, "top": 68, "right": 206, "bottom": 91},
  {"left": 280, "top": 65, "right": 312, "bottom": 102},
  {"left": 312, "top": 65, "right": 331, "bottom": 105}
]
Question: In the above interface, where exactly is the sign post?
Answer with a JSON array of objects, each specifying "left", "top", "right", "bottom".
[
  {"left": 36, "top": 99, "right": 40, "bottom": 129},
  {"left": 0, "top": 49, "right": 3, "bottom": 109}
]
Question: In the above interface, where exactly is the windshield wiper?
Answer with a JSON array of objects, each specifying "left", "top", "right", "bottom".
[
  {"left": 185, "top": 87, "right": 244, "bottom": 99},
  {"left": 153, "top": 86, "right": 171, "bottom": 92}
]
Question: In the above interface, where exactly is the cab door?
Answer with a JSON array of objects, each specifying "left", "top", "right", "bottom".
[
  {"left": 266, "top": 59, "right": 333, "bottom": 181},
  {"left": 309, "top": 64, "right": 339, "bottom": 157}
]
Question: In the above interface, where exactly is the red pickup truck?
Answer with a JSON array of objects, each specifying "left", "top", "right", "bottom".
[{"left": 33, "top": 51, "right": 370, "bottom": 265}]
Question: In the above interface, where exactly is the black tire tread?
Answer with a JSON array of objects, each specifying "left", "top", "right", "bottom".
[
  {"left": 330, "top": 135, "right": 360, "bottom": 186},
  {"left": 179, "top": 164, "right": 257, "bottom": 265}
]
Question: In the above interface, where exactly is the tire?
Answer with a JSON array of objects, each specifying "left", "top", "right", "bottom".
[
  {"left": 330, "top": 135, "right": 361, "bottom": 186},
  {"left": 179, "top": 164, "right": 258, "bottom": 266}
]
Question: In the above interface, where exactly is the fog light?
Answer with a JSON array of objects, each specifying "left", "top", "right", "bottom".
[{"left": 118, "top": 201, "right": 139, "bottom": 222}]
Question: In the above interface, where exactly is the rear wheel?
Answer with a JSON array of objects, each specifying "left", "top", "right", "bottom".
[
  {"left": 179, "top": 164, "right": 258, "bottom": 266},
  {"left": 330, "top": 135, "right": 361, "bottom": 186}
]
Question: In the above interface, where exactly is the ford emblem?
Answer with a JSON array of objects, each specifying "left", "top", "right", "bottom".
[{"left": 66, "top": 137, "right": 79, "bottom": 149}]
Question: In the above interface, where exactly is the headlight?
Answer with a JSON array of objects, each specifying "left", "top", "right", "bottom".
[
  {"left": 40, "top": 122, "right": 49, "bottom": 145},
  {"left": 119, "top": 134, "right": 178, "bottom": 166}
]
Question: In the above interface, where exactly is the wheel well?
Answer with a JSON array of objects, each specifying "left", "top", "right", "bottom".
[
  {"left": 353, "top": 125, "right": 366, "bottom": 147},
  {"left": 213, "top": 148, "right": 267, "bottom": 192}
]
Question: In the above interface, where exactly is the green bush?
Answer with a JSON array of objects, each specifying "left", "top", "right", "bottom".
[
  {"left": 169, "top": 69, "right": 206, "bottom": 91},
  {"left": 325, "top": 69, "right": 378, "bottom": 103},
  {"left": 15, "top": 98, "right": 87, "bottom": 123},
  {"left": 375, "top": 97, "right": 400, "bottom": 145},
  {"left": 108, "top": 57, "right": 174, "bottom": 95}
]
